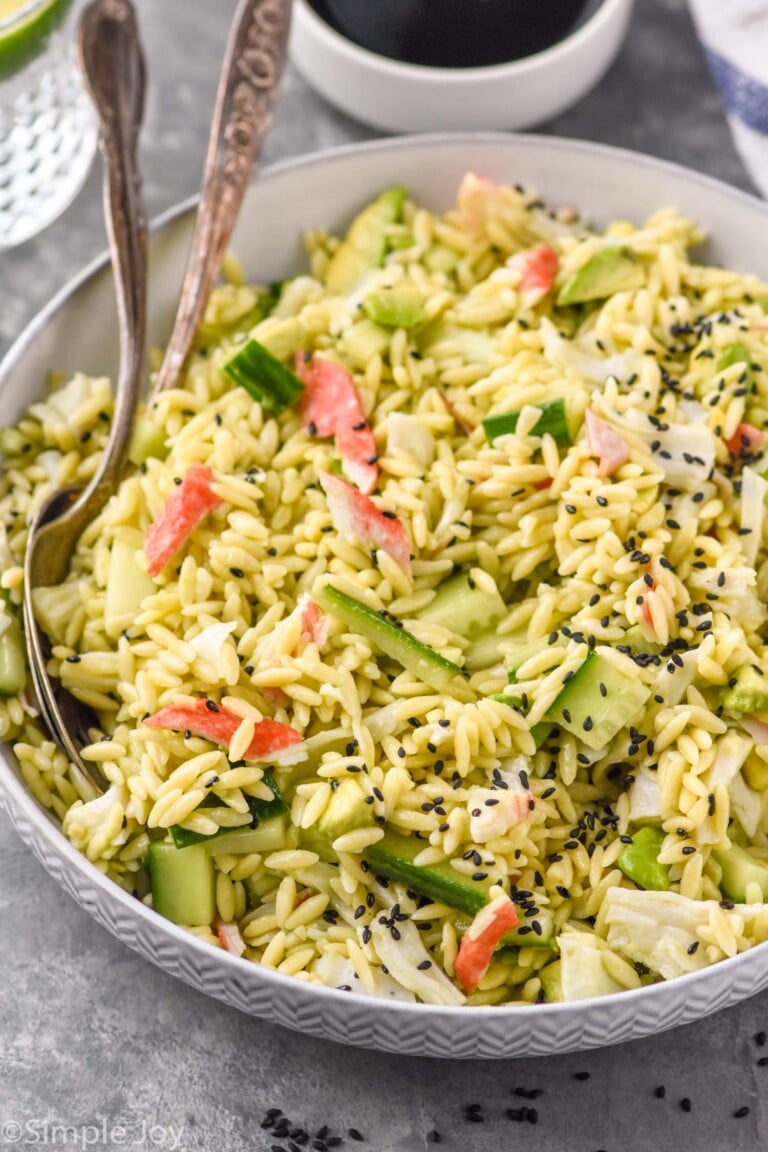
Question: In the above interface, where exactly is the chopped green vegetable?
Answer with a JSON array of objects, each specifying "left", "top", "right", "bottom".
[
  {"left": 222, "top": 338, "right": 303, "bottom": 412},
  {"left": 557, "top": 247, "right": 644, "bottom": 306},
  {"left": 545, "top": 651, "right": 650, "bottom": 751},
  {"left": 171, "top": 770, "right": 286, "bottom": 849},
  {"left": 416, "top": 569, "right": 505, "bottom": 639},
  {"left": 366, "top": 830, "right": 494, "bottom": 916},
  {"left": 147, "top": 840, "right": 215, "bottom": 926},
  {"left": 316, "top": 584, "right": 463, "bottom": 692},
  {"left": 618, "top": 826, "right": 670, "bottom": 891},
  {"left": 0, "top": 612, "right": 25, "bottom": 695},
  {"left": 483, "top": 398, "right": 571, "bottom": 447},
  {"left": 722, "top": 666, "right": 768, "bottom": 713}
]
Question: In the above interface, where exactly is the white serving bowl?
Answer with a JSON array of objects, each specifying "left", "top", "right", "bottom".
[
  {"left": 3, "top": 134, "right": 768, "bottom": 1058},
  {"left": 289, "top": 0, "right": 634, "bottom": 133}
]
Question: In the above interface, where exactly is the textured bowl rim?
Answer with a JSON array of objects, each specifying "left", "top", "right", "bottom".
[
  {"left": 3, "top": 130, "right": 768, "bottom": 1046},
  {"left": 292, "top": 0, "right": 632, "bottom": 82}
]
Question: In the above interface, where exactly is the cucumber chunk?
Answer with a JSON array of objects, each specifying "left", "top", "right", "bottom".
[
  {"left": 713, "top": 844, "right": 768, "bottom": 903},
  {"left": 316, "top": 584, "right": 463, "bottom": 692},
  {"left": 222, "top": 338, "right": 303, "bottom": 412},
  {"left": 544, "top": 651, "right": 650, "bottom": 751},
  {"left": 483, "top": 398, "right": 572, "bottom": 447},
  {"left": 366, "top": 831, "right": 494, "bottom": 916},
  {"left": 464, "top": 631, "right": 506, "bottom": 672},
  {"left": 416, "top": 569, "right": 505, "bottom": 640},
  {"left": 505, "top": 633, "right": 552, "bottom": 680},
  {"left": 539, "top": 959, "right": 564, "bottom": 1002},
  {"left": 362, "top": 284, "right": 425, "bottom": 329},
  {"left": 171, "top": 772, "right": 286, "bottom": 849},
  {"left": 207, "top": 814, "right": 288, "bottom": 857},
  {"left": 148, "top": 841, "right": 215, "bottom": 926}
]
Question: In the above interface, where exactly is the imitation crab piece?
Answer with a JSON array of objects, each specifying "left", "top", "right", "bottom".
[
  {"left": 319, "top": 470, "right": 412, "bottom": 576},
  {"left": 455, "top": 894, "right": 519, "bottom": 994},
  {"left": 724, "top": 422, "right": 766, "bottom": 459},
  {"left": 144, "top": 463, "right": 222, "bottom": 577},
  {"left": 455, "top": 172, "right": 503, "bottom": 237},
  {"left": 467, "top": 780, "right": 535, "bottom": 844},
  {"left": 585, "top": 408, "right": 630, "bottom": 477},
  {"left": 296, "top": 354, "right": 378, "bottom": 494},
  {"left": 143, "top": 698, "right": 301, "bottom": 760},
  {"left": 215, "top": 918, "right": 246, "bottom": 957},
  {"left": 507, "top": 244, "right": 559, "bottom": 308},
  {"left": 259, "top": 593, "right": 328, "bottom": 662}
]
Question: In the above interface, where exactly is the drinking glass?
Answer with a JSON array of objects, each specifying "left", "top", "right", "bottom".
[{"left": 0, "top": 0, "right": 97, "bottom": 249}]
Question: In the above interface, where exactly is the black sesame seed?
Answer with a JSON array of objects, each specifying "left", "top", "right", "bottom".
[
  {"left": 573, "top": 1071, "right": 590, "bottom": 1081},
  {"left": 733, "top": 1107, "right": 750, "bottom": 1119},
  {"left": 426, "top": 1132, "right": 442, "bottom": 1144},
  {"left": 348, "top": 1131, "right": 365, "bottom": 1143},
  {"left": 680, "top": 1098, "right": 692, "bottom": 1113},
  {"left": 654, "top": 1086, "right": 666, "bottom": 1099}
]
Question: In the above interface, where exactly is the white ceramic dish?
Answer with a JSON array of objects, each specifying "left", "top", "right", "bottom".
[
  {"left": 2, "top": 134, "right": 768, "bottom": 1059},
  {"left": 289, "top": 0, "right": 634, "bottom": 133}
]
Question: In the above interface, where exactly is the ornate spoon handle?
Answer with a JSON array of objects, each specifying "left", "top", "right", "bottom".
[
  {"left": 147, "top": 0, "right": 293, "bottom": 405},
  {"left": 76, "top": 0, "right": 147, "bottom": 506}
]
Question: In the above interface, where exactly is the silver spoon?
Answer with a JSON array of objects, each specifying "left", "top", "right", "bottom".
[
  {"left": 23, "top": 0, "right": 147, "bottom": 791},
  {"left": 23, "top": 0, "right": 293, "bottom": 788},
  {"left": 146, "top": 0, "right": 293, "bottom": 405}
]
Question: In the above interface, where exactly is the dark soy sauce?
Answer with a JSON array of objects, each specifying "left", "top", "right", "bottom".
[{"left": 309, "top": 0, "right": 592, "bottom": 69}]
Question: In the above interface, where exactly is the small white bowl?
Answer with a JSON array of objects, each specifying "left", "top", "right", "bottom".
[{"left": 289, "top": 0, "right": 634, "bottom": 133}]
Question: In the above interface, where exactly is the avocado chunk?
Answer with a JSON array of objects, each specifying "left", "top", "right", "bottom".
[
  {"left": 128, "top": 413, "right": 168, "bottom": 466},
  {"left": 618, "top": 826, "right": 670, "bottom": 891},
  {"left": 316, "top": 777, "right": 375, "bottom": 842},
  {"left": 148, "top": 840, "right": 215, "bottom": 926},
  {"left": 557, "top": 247, "right": 644, "bottom": 306},
  {"left": 339, "top": 318, "right": 390, "bottom": 368},
  {"left": 544, "top": 650, "right": 650, "bottom": 751},
  {"left": 0, "top": 612, "right": 25, "bottom": 695},
  {"left": 362, "top": 284, "right": 425, "bottom": 329},
  {"left": 416, "top": 569, "right": 505, "bottom": 640},
  {"left": 326, "top": 186, "right": 407, "bottom": 294},
  {"left": 315, "top": 584, "right": 463, "bottom": 692},
  {"left": 248, "top": 316, "right": 305, "bottom": 362},
  {"left": 714, "top": 843, "right": 768, "bottom": 902},
  {"left": 722, "top": 666, "right": 768, "bottom": 713},
  {"left": 366, "top": 830, "right": 495, "bottom": 916}
]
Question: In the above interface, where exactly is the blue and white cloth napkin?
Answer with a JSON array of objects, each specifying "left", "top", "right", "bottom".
[{"left": 688, "top": 0, "right": 768, "bottom": 196}]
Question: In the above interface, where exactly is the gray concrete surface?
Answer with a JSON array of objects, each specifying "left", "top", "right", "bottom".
[{"left": 1, "top": 1, "right": 767, "bottom": 1149}]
